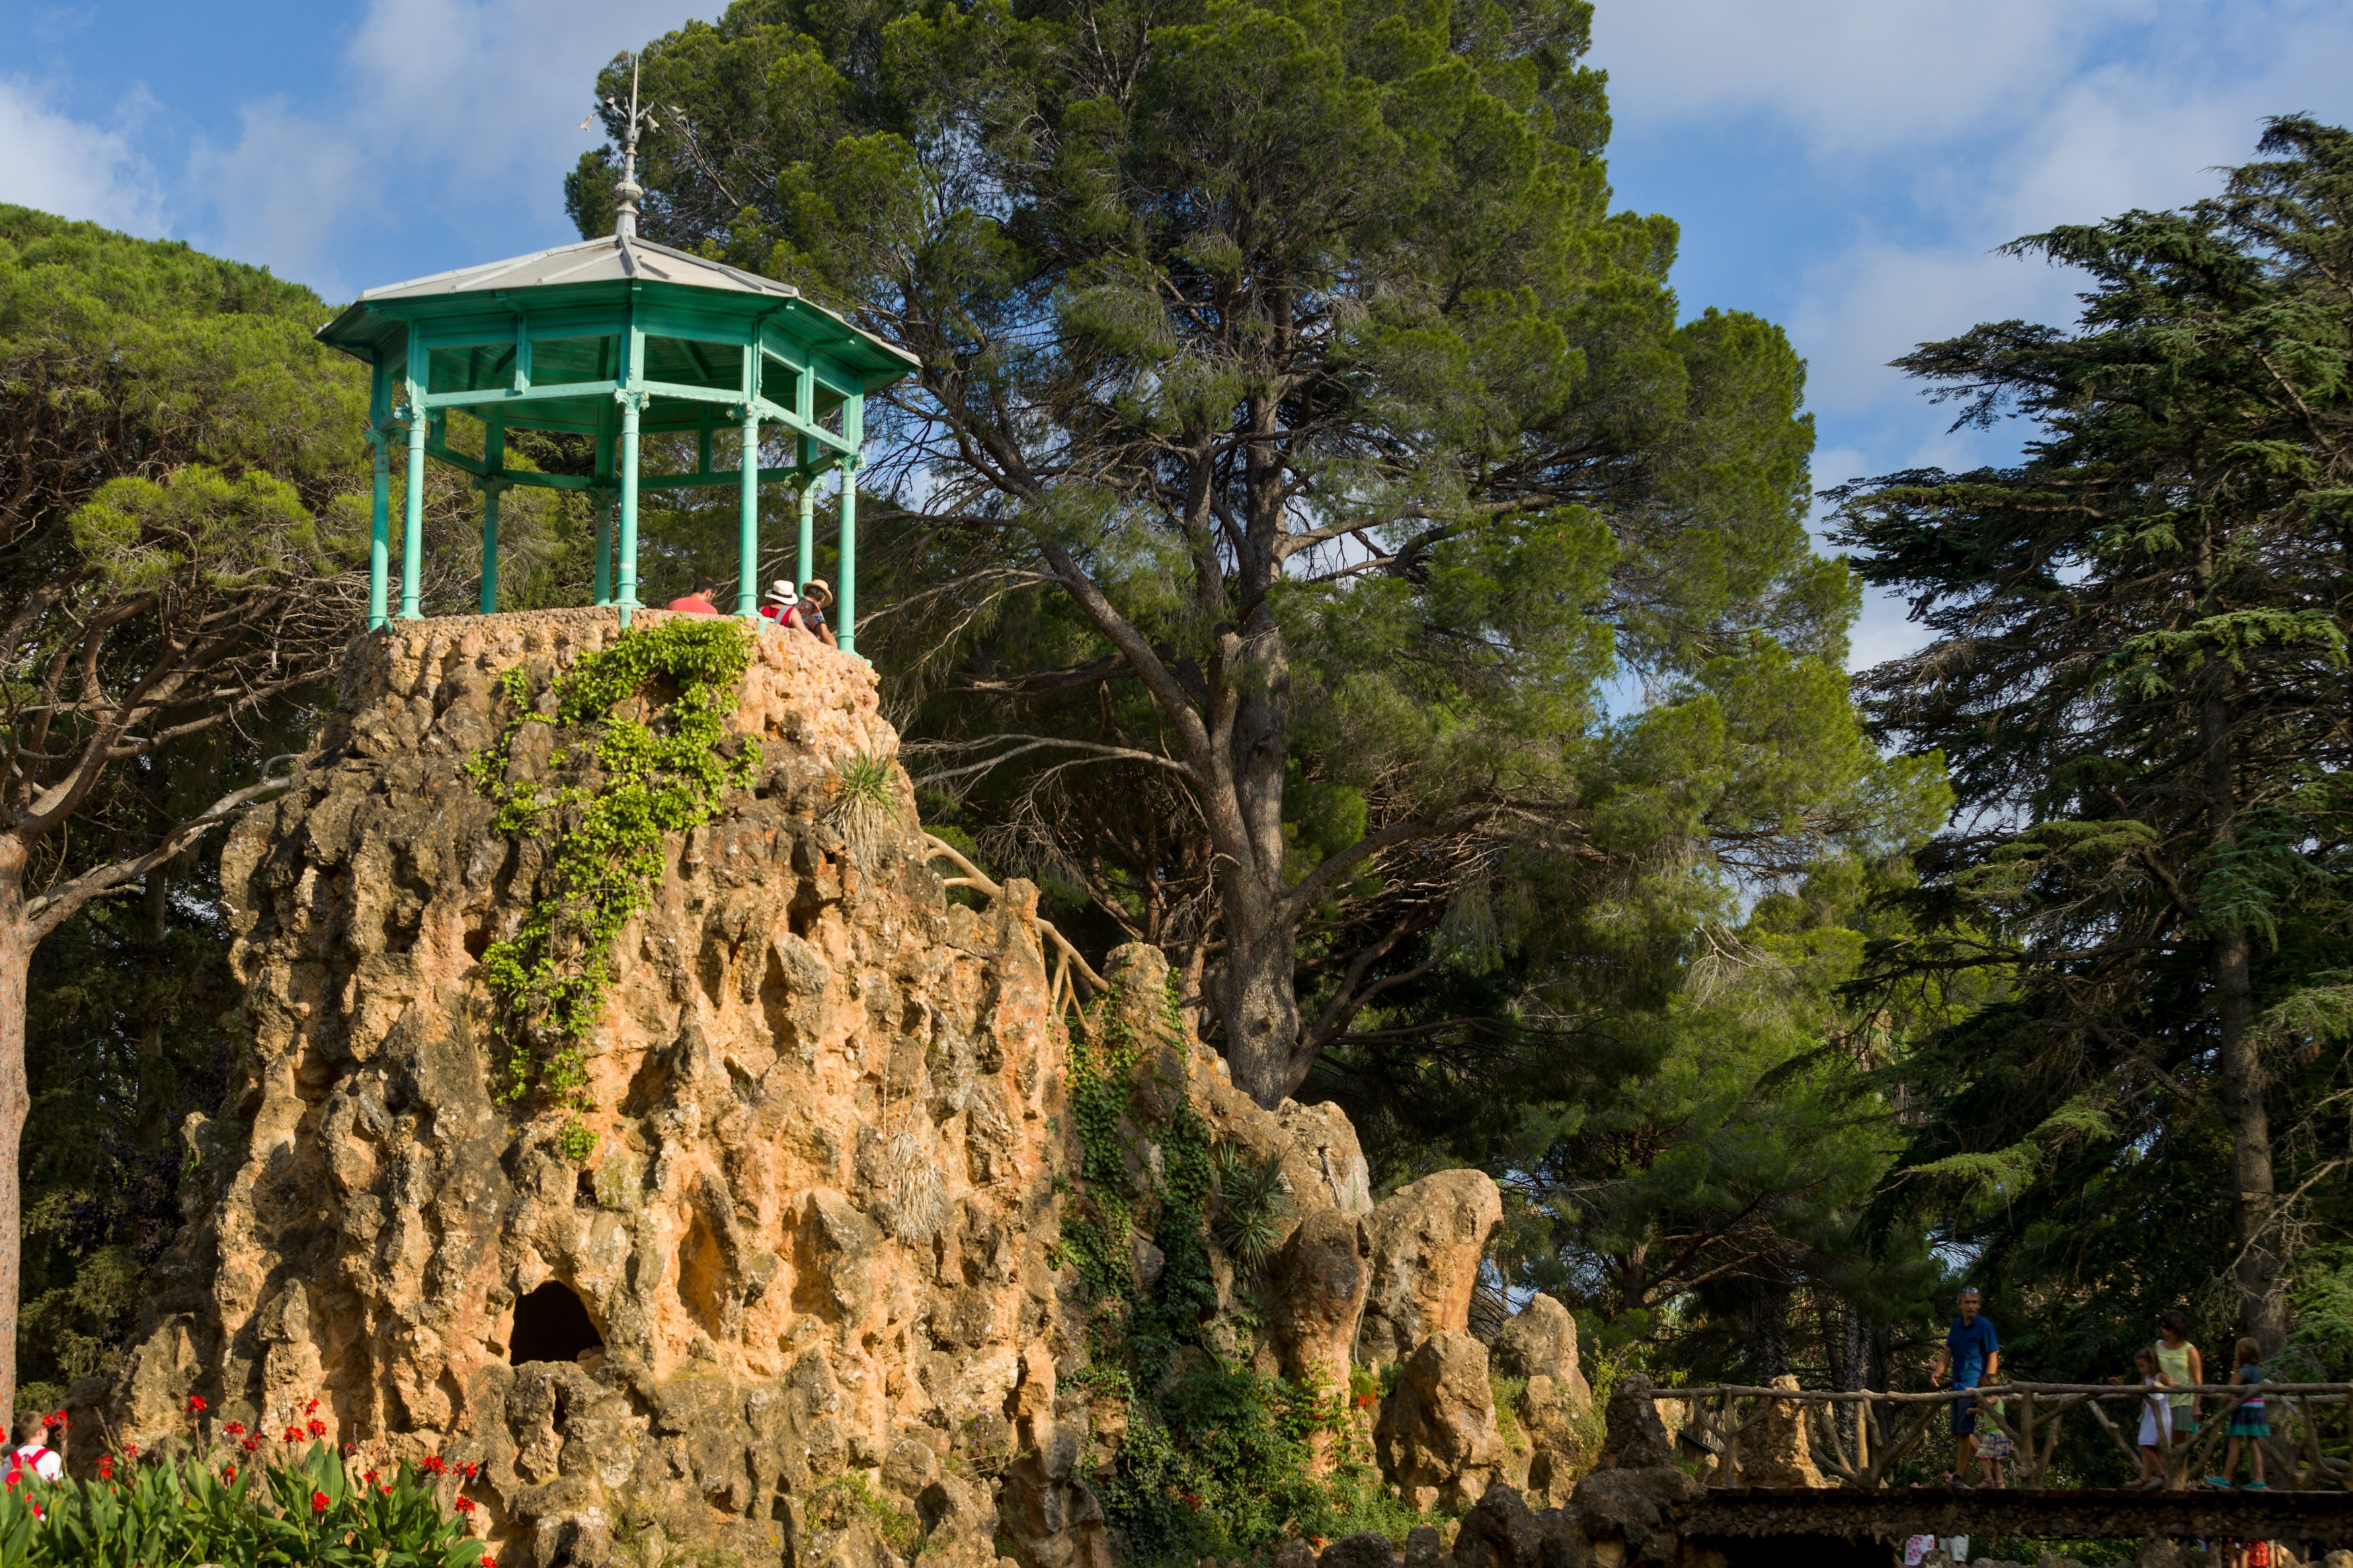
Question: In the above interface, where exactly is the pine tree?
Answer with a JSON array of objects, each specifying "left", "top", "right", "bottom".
[
  {"left": 585, "top": 0, "right": 1858, "bottom": 1106},
  {"left": 1837, "top": 118, "right": 2353, "bottom": 1348}
]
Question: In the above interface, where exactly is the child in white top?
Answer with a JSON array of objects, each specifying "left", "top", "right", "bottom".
[{"left": 2129, "top": 1346, "right": 2173, "bottom": 1485}]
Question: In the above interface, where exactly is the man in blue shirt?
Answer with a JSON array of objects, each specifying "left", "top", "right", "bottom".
[{"left": 1930, "top": 1286, "right": 1999, "bottom": 1487}]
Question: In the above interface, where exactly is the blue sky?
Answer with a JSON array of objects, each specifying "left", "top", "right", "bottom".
[{"left": 7, "top": 0, "right": 2352, "bottom": 668}]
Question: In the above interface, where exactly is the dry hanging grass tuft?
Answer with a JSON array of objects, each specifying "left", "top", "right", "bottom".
[
  {"left": 828, "top": 751, "right": 904, "bottom": 866},
  {"left": 879, "top": 1128, "right": 950, "bottom": 1242}
]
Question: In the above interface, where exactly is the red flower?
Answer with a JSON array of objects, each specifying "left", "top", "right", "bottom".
[
  {"left": 222, "top": 1464, "right": 236, "bottom": 1482},
  {"left": 455, "top": 1496, "right": 477, "bottom": 1514},
  {"left": 380, "top": 1483, "right": 393, "bottom": 1495},
  {"left": 463, "top": 1462, "right": 479, "bottom": 1479},
  {"left": 224, "top": 1421, "right": 245, "bottom": 1437},
  {"left": 306, "top": 1419, "right": 327, "bottom": 1438},
  {"left": 241, "top": 1438, "right": 260, "bottom": 1454},
  {"left": 95, "top": 1456, "right": 114, "bottom": 1480},
  {"left": 422, "top": 1455, "right": 446, "bottom": 1475},
  {"left": 364, "top": 1470, "right": 378, "bottom": 1485},
  {"left": 482, "top": 1558, "right": 497, "bottom": 1568},
  {"left": 122, "top": 1442, "right": 138, "bottom": 1458},
  {"left": 187, "top": 1395, "right": 208, "bottom": 1415},
  {"left": 282, "top": 1427, "right": 303, "bottom": 1443},
  {"left": 305, "top": 1398, "right": 319, "bottom": 1415},
  {"left": 42, "top": 1411, "right": 64, "bottom": 1430},
  {"left": 311, "top": 1489, "right": 329, "bottom": 1512}
]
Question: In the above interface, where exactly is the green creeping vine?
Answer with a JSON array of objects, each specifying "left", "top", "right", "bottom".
[
  {"left": 466, "top": 618, "right": 760, "bottom": 1157},
  {"left": 1056, "top": 981, "right": 1417, "bottom": 1567}
]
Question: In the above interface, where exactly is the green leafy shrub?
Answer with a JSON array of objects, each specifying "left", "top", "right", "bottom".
[
  {"left": 1488, "top": 1374, "right": 1527, "bottom": 1455},
  {"left": 802, "top": 1473, "right": 921, "bottom": 1559},
  {"left": 467, "top": 618, "right": 761, "bottom": 1155},
  {"left": 1058, "top": 977, "right": 1439, "bottom": 1566}
]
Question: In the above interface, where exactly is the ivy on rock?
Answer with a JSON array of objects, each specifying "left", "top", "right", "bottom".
[
  {"left": 466, "top": 617, "right": 762, "bottom": 1158},
  {"left": 1058, "top": 975, "right": 1417, "bottom": 1564}
]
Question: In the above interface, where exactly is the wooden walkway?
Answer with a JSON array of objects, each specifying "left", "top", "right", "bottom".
[
  {"left": 1685, "top": 1485, "right": 2353, "bottom": 1546},
  {"left": 1654, "top": 1381, "right": 2353, "bottom": 1493}
]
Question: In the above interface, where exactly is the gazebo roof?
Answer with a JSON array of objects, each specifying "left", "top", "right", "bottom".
[
  {"left": 353, "top": 233, "right": 803, "bottom": 302},
  {"left": 315, "top": 232, "right": 917, "bottom": 390},
  {"left": 334, "top": 62, "right": 894, "bottom": 643}
]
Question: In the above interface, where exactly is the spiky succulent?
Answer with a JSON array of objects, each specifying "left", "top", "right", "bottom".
[{"left": 1211, "top": 1143, "right": 1292, "bottom": 1270}]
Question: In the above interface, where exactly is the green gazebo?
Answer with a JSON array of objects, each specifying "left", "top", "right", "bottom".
[{"left": 316, "top": 152, "right": 915, "bottom": 653}]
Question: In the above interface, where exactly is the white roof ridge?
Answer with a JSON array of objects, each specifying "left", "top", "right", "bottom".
[
  {"left": 355, "top": 236, "right": 615, "bottom": 300},
  {"left": 629, "top": 237, "right": 801, "bottom": 298}
]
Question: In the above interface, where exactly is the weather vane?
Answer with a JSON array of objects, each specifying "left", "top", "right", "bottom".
[{"left": 584, "top": 54, "right": 660, "bottom": 241}]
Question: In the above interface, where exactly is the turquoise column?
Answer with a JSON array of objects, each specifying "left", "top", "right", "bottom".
[
  {"left": 478, "top": 479, "right": 510, "bottom": 614},
  {"left": 616, "top": 390, "right": 644, "bottom": 626},
  {"left": 368, "top": 429, "right": 389, "bottom": 630},
  {"left": 593, "top": 491, "right": 612, "bottom": 606},
  {"left": 796, "top": 481, "right": 815, "bottom": 589},
  {"left": 479, "top": 418, "right": 506, "bottom": 614},
  {"left": 399, "top": 403, "right": 426, "bottom": 620},
  {"left": 836, "top": 462, "right": 856, "bottom": 657},
  {"left": 737, "top": 408, "right": 761, "bottom": 617}
]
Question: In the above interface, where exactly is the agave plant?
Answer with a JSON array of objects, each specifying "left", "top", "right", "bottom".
[
  {"left": 826, "top": 751, "right": 904, "bottom": 866},
  {"left": 1211, "top": 1143, "right": 1293, "bottom": 1271}
]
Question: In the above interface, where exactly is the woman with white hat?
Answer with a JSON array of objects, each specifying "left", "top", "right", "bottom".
[{"left": 758, "top": 579, "right": 805, "bottom": 634}]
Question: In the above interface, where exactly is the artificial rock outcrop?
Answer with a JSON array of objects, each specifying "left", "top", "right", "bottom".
[{"left": 98, "top": 608, "right": 1585, "bottom": 1565}]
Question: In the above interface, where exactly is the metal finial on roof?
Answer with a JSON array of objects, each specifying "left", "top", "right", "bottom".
[{"left": 603, "top": 55, "right": 659, "bottom": 243}]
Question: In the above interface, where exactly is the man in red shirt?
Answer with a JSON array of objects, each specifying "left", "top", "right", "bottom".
[{"left": 666, "top": 576, "right": 722, "bottom": 615}]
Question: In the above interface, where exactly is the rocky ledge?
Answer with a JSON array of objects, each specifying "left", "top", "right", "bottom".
[{"left": 92, "top": 609, "right": 1593, "bottom": 1568}]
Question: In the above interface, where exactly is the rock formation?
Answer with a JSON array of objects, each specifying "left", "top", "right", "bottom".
[
  {"left": 1375, "top": 1330, "right": 1508, "bottom": 1509},
  {"left": 96, "top": 608, "right": 1589, "bottom": 1565},
  {"left": 1355, "top": 1171, "right": 1504, "bottom": 1368},
  {"left": 1490, "top": 1294, "right": 1593, "bottom": 1505},
  {"left": 1718, "top": 1374, "right": 1825, "bottom": 1489}
]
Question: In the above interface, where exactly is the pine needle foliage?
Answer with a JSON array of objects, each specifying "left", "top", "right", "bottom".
[{"left": 467, "top": 618, "right": 761, "bottom": 1155}]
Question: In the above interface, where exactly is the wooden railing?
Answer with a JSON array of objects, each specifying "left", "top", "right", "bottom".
[
  {"left": 1652, "top": 1383, "right": 2353, "bottom": 1492},
  {"left": 921, "top": 833, "right": 1107, "bottom": 1026}
]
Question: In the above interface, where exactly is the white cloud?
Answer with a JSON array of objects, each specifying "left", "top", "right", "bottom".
[
  {"left": 0, "top": 76, "right": 166, "bottom": 235},
  {"left": 186, "top": 100, "right": 368, "bottom": 300},
  {"left": 160, "top": 0, "right": 707, "bottom": 293},
  {"left": 342, "top": 0, "right": 707, "bottom": 227},
  {"left": 1596, "top": 0, "right": 2155, "bottom": 153}
]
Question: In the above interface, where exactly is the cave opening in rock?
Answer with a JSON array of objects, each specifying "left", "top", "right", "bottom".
[{"left": 509, "top": 1282, "right": 604, "bottom": 1366}]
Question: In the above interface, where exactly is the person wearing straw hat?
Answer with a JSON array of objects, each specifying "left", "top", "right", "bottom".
[
  {"left": 797, "top": 579, "right": 840, "bottom": 649},
  {"left": 758, "top": 579, "right": 805, "bottom": 634}
]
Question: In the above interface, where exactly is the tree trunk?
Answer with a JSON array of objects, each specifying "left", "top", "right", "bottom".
[
  {"left": 135, "top": 865, "right": 173, "bottom": 1153},
  {"left": 1219, "top": 655, "right": 1303, "bottom": 1106},
  {"left": 2201, "top": 677, "right": 2284, "bottom": 1348},
  {"left": 0, "top": 837, "right": 30, "bottom": 1426},
  {"left": 1218, "top": 399, "right": 1306, "bottom": 1109},
  {"left": 1222, "top": 882, "right": 1302, "bottom": 1107}
]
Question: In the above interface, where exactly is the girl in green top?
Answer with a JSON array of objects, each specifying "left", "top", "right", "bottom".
[{"left": 2155, "top": 1310, "right": 2203, "bottom": 1458}]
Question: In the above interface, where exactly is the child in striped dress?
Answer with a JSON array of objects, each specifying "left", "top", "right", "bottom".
[{"left": 2206, "top": 1337, "right": 2269, "bottom": 1490}]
